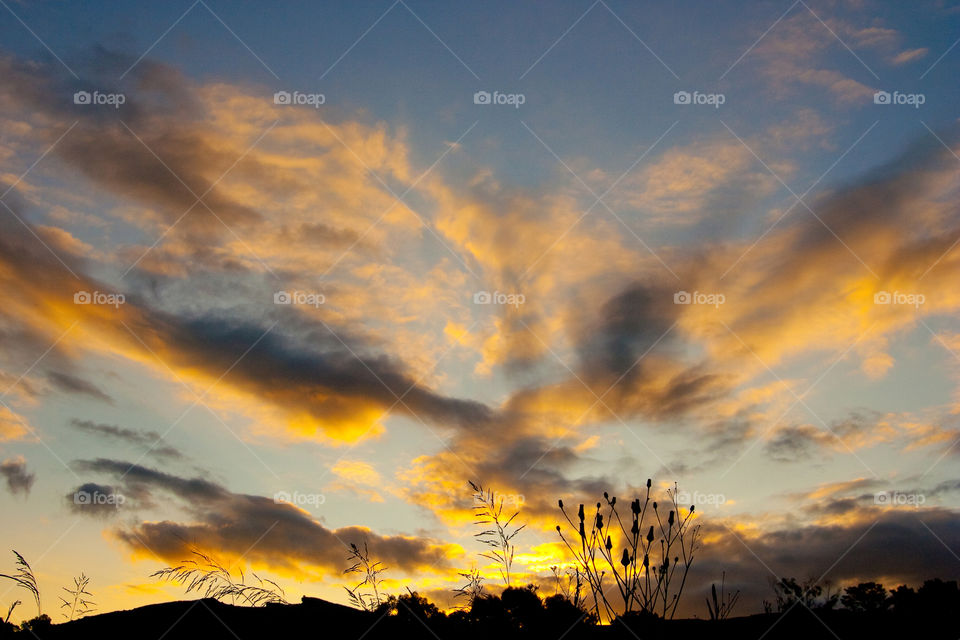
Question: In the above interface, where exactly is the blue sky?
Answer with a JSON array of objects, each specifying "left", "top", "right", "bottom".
[{"left": 0, "top": 0, "right": 959, "bottom": 622}]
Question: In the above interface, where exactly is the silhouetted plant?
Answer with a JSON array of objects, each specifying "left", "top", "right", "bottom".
[
  {"left": 705, "top": 571, "right": 740, "bottom": 621},
  {"left": 376, "top": 589, "right": 444, "bottom": 626},
  {"left": 343, "top": 540, "right": 387, "bottom": 611},
  {"left": 59, "top": 573, "right": 96, "bottom": 620},
  {"left": 469, "top": 480, "right": 525, "bottom": 586},
  {"left": 0, "top": 551, "right": 40, "bottom": 616},
  {"left": 453, "top": 567, "right": 484, "bottom": 606},
  {"left": 152, "top": 549, "right": 287, "bottom": 606},
  {"left": 841, "top": 581, "right": 887, "bottom": 613},
  {"left": 501, "top": 584, "right": 543, "bottom": 629},
  {"left": 771, "top": 577, "right": 838, "bottom": 611},
  {"left": 551, "top": 565, "right": 586, "bottom": 609},
  {"left": 555, "top": 480, "right": 701, "bottom": 621},
  {"left": 16, "top": 614, "right": 51, "bottom": 635},
  {"left": 3, "top": 601, "right": 18, "bottom": 624}
]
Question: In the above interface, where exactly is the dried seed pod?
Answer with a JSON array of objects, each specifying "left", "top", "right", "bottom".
[
  {"left": 653, "top": 501, "right": 658, "bottom": 510},
  {"left": 558, "top": 499, "right": 563, "bottom": 508},
  {"left": 596, "top": 513, "right": 604, "bottom": 529},
  {"left": 578, "top": 504, "right": 585, "bottom": 522},
  {"left": 605, "top": 536, "right": 612, "bottom": 551},
  {"left": 621, "top": 549, "right": 630, "bottom": 567},
  {"left": 642, "top": 554, "right": 649, "bottom": 568},
  {"left": 668, "top": 510, "right": 675, "bottom": 526},
  {"left": 646, "top": 526, "right": 655, "bottom": 542},
  {"left": 646, "top": 478, "right": 652, "bottom": 488}
]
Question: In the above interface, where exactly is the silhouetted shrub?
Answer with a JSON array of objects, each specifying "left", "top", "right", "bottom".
[
  {"left": 841, "top": 582, "right": 888, "bottom": 612},
  {"left": 376, "top": 590, "right": 445, "bottom": 626},
  {"left": 17, "top": 614, "right": 51, "bottom": 635},
  {"left": 887, "top": 584, "right": 918, "bottom": 614},
  {"left": 543, "top": 593, "right": 598, "bottom": 627},
  {"left": 501, "top": 585, "right": 542, "bottom": 629},
  {"left": 771, "top": 577, "right": 839, "bottom": 611}
]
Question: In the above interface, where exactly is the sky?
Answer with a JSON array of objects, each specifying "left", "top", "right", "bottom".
[{"left": 0, "top": 0, "right": 959, "bottom": 623}]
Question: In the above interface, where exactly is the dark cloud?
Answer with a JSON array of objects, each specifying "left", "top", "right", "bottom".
[
  {"left": 135, "top": 312, "right": 495, "bottom": 436},
  {"left": 0, "top": 51, "right": 260, "bottom": 245},
  {"left": 764, "top": 424, "right": 827, "bottom": 463},
  {"left": 693, "top": 507, "right": 960, "bottom": 616},
  {"left": 69, "top": 459, "right": 457, "bottom": 576},
  {"left": 47, "top": 371, "right": 113, "bottom": 404},
  {"left": 70, "top": 419, "right": 183, "bottom": 460},
  {"left": 65, "top": 481, "right": 129, "bottom": 517},
  {"left": 0, "top": 456, "right": 35, "bottom": 496},
  {"left": 0, "top": 186, "right": 495, "bottom": 442}
]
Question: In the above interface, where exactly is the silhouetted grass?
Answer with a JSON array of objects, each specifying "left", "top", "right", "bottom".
[
  {"left": 0, "top": 551, "right": 40, "bottom": 617},
  {"left": 58, "top": 574, "right": 95, "bottom": 621},
  {"left": 343, "top": 540, "right": 387, "bottom": 611},
  {"left": 151, "top": 549, "right": 287, "bottom": 606}
]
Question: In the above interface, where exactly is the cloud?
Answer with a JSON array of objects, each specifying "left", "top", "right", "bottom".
[
  {"left": 0, "top": 50, "right": 497, "bottom": 445},
  {"left": 0, "top": 455, "right": 35, "bottom": 496},
  {"left": 890, "top": 47, "right": 929, "bottom": 65},
  {"left": 694, "top": 506, "right": 960, "bottom": 616},
  {"left": 752, "top": 11, "right": 879, "bottom": 103},
  {"left": 67, "top": 458, "right": 461, "bottom": 578},
  {"left": 47, "top": 371, "right": 113, "bottom": 404},
  {"left": 69, "top": 419, "right": 183, "bottom": 460},
  {"left": 0, "top": 406, "right": 31, "bottom": 442}
]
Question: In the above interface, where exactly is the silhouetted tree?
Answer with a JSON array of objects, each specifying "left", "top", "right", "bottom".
[
  {"left": 887, "top": 584, "right": 918, "bottom": 614},
  {"left": 841, "top": 582, "right": 888, "bottom": 613},
  {"left": 501, "top": 585, "right": 543, "bottom": 629}
]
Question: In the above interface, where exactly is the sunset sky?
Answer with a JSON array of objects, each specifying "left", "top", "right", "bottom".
[{"left": 1, "top": 0, "right": 959, "bottom": 622}]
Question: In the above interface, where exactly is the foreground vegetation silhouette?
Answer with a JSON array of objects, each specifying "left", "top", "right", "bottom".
[{"left": 2, "top": 482, "right": 958, "bottom": 638}]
